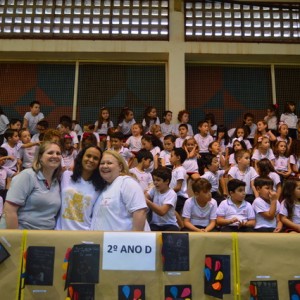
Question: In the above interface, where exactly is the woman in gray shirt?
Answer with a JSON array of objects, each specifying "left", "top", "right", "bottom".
[{"left": 4, "top": 141, "right": 62, "bottom": 229}]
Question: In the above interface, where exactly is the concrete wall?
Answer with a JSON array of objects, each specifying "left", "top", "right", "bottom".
[{"left": 1, "top": 0, "right": 300, "bottom": 119}]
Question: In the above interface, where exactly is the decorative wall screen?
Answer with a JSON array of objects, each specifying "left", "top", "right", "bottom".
[
  {"left": 185, "top": 1, "right": 300, "bottom": 43},
  {"left": 0, "top": 0, "right": 169, "bottom": 40}
]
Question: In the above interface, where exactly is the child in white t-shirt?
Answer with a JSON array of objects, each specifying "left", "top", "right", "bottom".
[
  {"left": 228, "top": 149, "right": 259, "bottom": 203},
  {"left": 19, "top": 129, "right": 39, "bottom": 169},
  {"left": 160, "top": 110, "right": 175, "bottom": 137},
  {"left": 280, "top": 180, "right": 300, "bottom": 233},
  {"left": 23, "top": 100, "right": 44, "bottom": 136},
  {"left": 169, "top": 147, "right": 188, "bottom": 213},
  {"left": 252, "top": 177, "right": 282, "bottom": 232},
  {"left": 159, "top": 134, "right": 176, "bottom": 169},
  {"left": 0, "top": 147, "right": 15, "bottom": 199},
  {"left": 194, "top": 120, "right": 214, "bottom": 175},
  {"left": 217, "top": 179, "right": 255, "bottom": 232},
  {"left": 141, "top": 134, "right": 162, "bottom": 173},
  {"left": 2, "top": 129, "right": 22, "bottom": 173},
  {"left": 273, "top": 140, "right": 291, "bottom": 180},
  {"left": 129, "top": 149, "right": 153, "bottom": 192},
  {"left": 145, "top": 167, "right": 179, "bottom": 231},
  {"left": 59, "top": 120, "right": 79, "bottom": 149},
  {"left": 201, "top": 154, "right": 227, "bottom": 205},
  {"left": 109, "top": 132, "right": 134, "bottom": 166},
  {"left": 182, "top": 137, "right": 201, "bottom": 180},
  {"left": 252, "top": 136, "right": 275, "bottom": 172},
  {"left": 125, "top": 123, "right": 143, "bottom": 154},
  {"left": 243, "top": 112, "right": 257, "bottom": 146},
  {"left": 257, "top": 158, "right": 282, "bottom": 199},
  {"left": 175, "top": 124, "right": 191, "bottom": 148},
  {"left": 182, "top": 178, "right": 217, "bottom": 232}
]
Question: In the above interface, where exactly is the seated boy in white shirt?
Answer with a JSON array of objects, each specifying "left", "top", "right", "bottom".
[
  {"left": 182, "top": 178, "right": 217, "bottom": 232},
  {"left": 145, "top": 167, "right": 179, "bottom": 231},
  {"left": 216, "top": 179, "right": 255, "bottom": 232},
  {"left": 130, "top": 149, "right": 153, "bottom": 193},
  {"left": 252, "top": 176, "right": 282, "bottom": 233},
  {"left": 201, "top": 154, "right": 227, "bottom": 205}
]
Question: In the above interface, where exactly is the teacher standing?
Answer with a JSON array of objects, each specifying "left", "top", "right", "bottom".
[
  {"left": 91, "top": 150, "right": 147, "bottom": 231},
  {"left": 56, "top": 146, "right": 105, "bottom": 230},
  {"left": 4, "top": 141, "right": 62, "bottom": 229}
]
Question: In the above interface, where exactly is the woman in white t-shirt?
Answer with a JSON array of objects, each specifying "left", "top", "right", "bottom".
[
  {"left": 91, "top": 150, "right": 147, "bottom": 231},
  {"left": 56, "top": 146, "right": 105, "bottom": 230}
]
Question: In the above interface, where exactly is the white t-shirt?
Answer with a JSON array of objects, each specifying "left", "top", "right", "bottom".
[
  {"left": 56, "top": 171, "right": 101, "bottom": 230},
  {"left": 267, "top": 172, "right": 281, "bottom": 191},
  {"left": 118, "top": 119, "right": 136, "bottom": 136},
  {"left": 31, "top": 133, "right": 41, "bottom": 143},
  {"left": 170, "top": 166, "right": 188, "bottom": 198},
  {"left": 24, "top": 112, "right": 44, "bottom": 135},
  {"left": 160, "top": 123, "right": 175, "bottom": 136},
  {"left": 73, "top": 124, "right": 83, "bottom": 136},
  {"left": 228, "top": 166, "right": 258, "bottom": 194},
  {"left": 110, "top": 147, "right": 134, "bottom": 165},
  {"left": 252, "top": 197, "right": 280, "bottom": 229},
  {"left": 159, "top": 150, "right": 171, "bottom": 167},
  {"left": 174, "top": 123, "right": 194, "bottom": 137},
  {"left": 0, "top": 167, "right": 14, "bottom": 190},
  {"left": 126, "top": 136, "right": 142, "bottom": 152},
  {"left": 183, "top": 157, "right": 199, "bottom": 173},
  {"left": 201, "top": 170, "right": 225, "bottom": 192},
  {"left": 251, "top": 148, "right": 275, "bottom": 162},
  {"left": 194, "top": 134, "right": 214, "bottom": 153},
  {"left": 142, "top": 117, "right": 160, "bottom": 133},
  {"left": 216, "top": 198, "right": 255, "bottom": 226},
  {"left": 229, "top": 153, "right": 237, "bottom": 166},
  {"left": 148, "top": 187, "right": 178, "bottom": 227},
  {"left": 129, "top": 167, "right": 153, "bottom": 192},
  {"left": 19, "top": 145, "right": 37, "bottom": 168},
  {"left": 91, "top": 176, "right": 147, "bottom": 231},
  {"left": 182, "top": 197, "right": 217, "bottom": 227},
  {"left": 95, "top": 120, "right": 113, "bottom": 135},
  {"left": 290, "top": 155, "right": 300, "bottom": 173},
  {"left": 69, "top": 130, "right": 79, "bottom": 146},
  {"left": 175, "top": 136, "right": 191, "bottom": 148},
  {"left": 62, "top": 149, "right": 78, "bottom": 170},
  {"left": 280, "top": 113, "right": 298, "bottom": 129},
  {"left": 280, "top": 200, "right": 300, "bottom": 225},
  {"left": 1, "top": 142, "right": 20, "bottom": 171},
  {"left": 274, "top": 155, "right": 289, "bottom": 172},
  {"left": 247, "top": 123, "right": 257, "bottom": 139},
  {"left": 264, "top": 115, "right": 277, "bottom": 131},
  {"left": 145, "top": 146, "right": 160, "bottom": 173},
  {"left": 0, "top": 114, "right": 9, "bottom": 135}
]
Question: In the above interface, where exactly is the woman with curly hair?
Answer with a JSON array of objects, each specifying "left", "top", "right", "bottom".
[{"left": 56, "top": 145, "right": 105, "bottom": 230}]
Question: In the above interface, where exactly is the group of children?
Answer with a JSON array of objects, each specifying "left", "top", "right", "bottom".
[{"left": 0, "top": 100, "right": 299, "bottom": 233}]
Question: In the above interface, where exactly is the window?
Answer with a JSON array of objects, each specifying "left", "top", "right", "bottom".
[
  {"left": 0, "top": 0, "right": 169, "bottom": 40},
  {"left": 185, "top": 1, "right": 300, "bottom": 43}
]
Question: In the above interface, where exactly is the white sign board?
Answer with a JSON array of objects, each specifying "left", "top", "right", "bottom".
[{"left": 102, "top": 232, "right": 156, "bottom": 271}]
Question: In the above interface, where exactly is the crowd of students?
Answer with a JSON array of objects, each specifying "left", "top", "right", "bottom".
[{"left": 0, "top": 100, "right": 299, "bottom": 233}]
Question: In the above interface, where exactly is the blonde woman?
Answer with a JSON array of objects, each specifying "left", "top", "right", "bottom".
[
  {"left": 4, "top": 141, "right": 62, "bottom": 229},
  {"left": 91, "top": 150, "right": 147, "bottom": 231}
]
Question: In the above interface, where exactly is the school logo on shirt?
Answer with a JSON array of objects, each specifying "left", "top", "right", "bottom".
[{"left": 62, "top": 190, "right": 91, "bottom": 222}]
